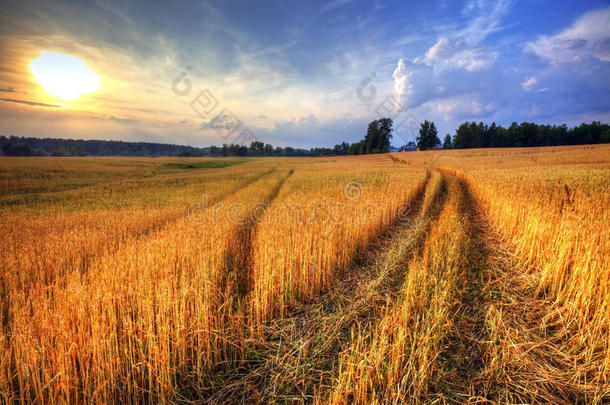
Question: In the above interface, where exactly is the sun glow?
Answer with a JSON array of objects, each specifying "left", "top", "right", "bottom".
[{"left": 30, "top": 51, "right": 100, "bottom": 100}]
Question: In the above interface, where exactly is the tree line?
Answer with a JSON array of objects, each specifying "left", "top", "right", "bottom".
[
  {"left": 0, "top": 136, "right": 208, "bottom": 157},
  {"left": 207, "top": 142, "right": 344, "bottom": 157},
  {"left": 347, "top": 119, "right": 610, "bottom": 153},
  {"left": 446, "top": 121, "right": 610, "bottom": 149},
  {"left": 0, "top": 135, "right": 345, "bottom": 157},
  {"left": 2, "top": 120, "right": 609, "bottom": 157}
]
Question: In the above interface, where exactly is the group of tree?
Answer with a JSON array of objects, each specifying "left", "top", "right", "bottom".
[
  {"left": 0, "top": 135, "right": 348, "bottom": 158},
  {"left": 417, "top": 120, "right": 441, "bottom": 150},
  {"left": 2, "top": 119, "right": 609, "bottom": 157},
  {"left": 0, "top": 135, "right": 208, "bottom": 157},
  {"left": 208, "top": 142, "right": 346, "bottom": 157},
  {"left": 444, "top": 121, "right": 610, "bottom": 149},
  {"left": 347, "top": 118, "right": 394, "bottom": 155}
]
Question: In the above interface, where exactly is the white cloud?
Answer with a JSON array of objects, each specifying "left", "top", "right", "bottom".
[
  {"left": 521, "top": 76, "right": 538, "bottom": 91},
  {"left": 459, "top": 0, "right": 511, "bottom": 44},
  {"left": 391, "top": 37, "right": 497, "bottom": 111},
  {"left": 420, "top": 36, "right": 497, "bottom": 71},
  {"left": 434, "top": 94, "right": 495, "bottom": 120},
  {"left": 320, "top": 0, "right": 352, "bottom": 14},
  {"left": 526, "top": 7, "right": 610, "bottom": 64},
  {"left": 262, "top": 112, "right": 368, "bottom": 148},
  {"left": 272, "top": 113, "right": 318, "bottom": 133},
  {"left": 392, "top": 58, "right": 413, "bottom": 110}
]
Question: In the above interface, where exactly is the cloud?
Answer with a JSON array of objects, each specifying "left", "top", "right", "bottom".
[
  {"left": 526, "top": 7, "right": 610, "bottom": 64},
  {"left": 459, "top": 0, "right": 511, "bottom": 44},
  {"left": 202, "top": 111, "right": 241, "bottom": 131},
  {"left": 392, "top": 38, "right": 497, "bottom": 111},
  {"left": 387, "top": 0, "right": 507, "bottom": 116},
  {"left": 387, "top": 1, "right": 600, "bottom": 135},
  {"left": 392, "top": 59, "right": 411, "bottom": 110},
  {"left": 272, "top": 113, "right": 318, "bottom": 132},
  {"left": 1, "top": 0, "right": 608, "bottom": 149},
  {"left": 261, "top": 112, "right": 370, "bottom": 148},
  {"left": 434, "top": 95, "right": 495, "bottom": 120},
  {"left": 0, "top": 97, "right": 61, "bottom": 108},
  {"left": 521, "top": 76, "right": 538, "bottom": 91},
  {"left": 109, "top": 115, "right": 140, "bottom": 125},
  {"left": 320, "top": 0, "right": 352, "bottom": 14},
  {"left": 390, "top": 1, "right": 506, "bottom": 111},
  {"left": 420, "top": 36, "right": 497, "bottom": 71}
]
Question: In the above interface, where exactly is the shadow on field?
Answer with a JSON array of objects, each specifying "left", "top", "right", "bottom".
[{"left": 204, "top": 171, "right": 461, "bottom": 403}]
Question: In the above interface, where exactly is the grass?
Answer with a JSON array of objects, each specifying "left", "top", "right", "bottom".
[{"left": 0, "top": 145, "right": 608, "bottom": 403}]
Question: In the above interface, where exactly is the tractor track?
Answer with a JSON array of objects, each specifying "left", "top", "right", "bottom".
[{"left": 201, "top": 171, "right": 444, "bottom": 403}]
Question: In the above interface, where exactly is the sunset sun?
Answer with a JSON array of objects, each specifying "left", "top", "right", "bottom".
[{"left": 29, "top": 51, "right": 100, "bottom": 100}]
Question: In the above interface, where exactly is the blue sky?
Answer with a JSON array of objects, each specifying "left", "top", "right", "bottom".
[{"left": 1, "top": 0, "right": 609, "bottom": 148}]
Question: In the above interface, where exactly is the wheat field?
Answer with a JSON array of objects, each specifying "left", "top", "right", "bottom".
[{"left": 1, "top": 145, "right": 609, "bottom": 403}]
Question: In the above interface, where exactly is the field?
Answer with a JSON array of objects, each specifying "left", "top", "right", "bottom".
[{"left": 0, "top": 145, "right": 609, "bottom": 403}]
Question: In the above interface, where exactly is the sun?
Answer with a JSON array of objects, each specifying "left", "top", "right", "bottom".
[{"left": 30, "top": 51, "right": 100, "bottom": 100}]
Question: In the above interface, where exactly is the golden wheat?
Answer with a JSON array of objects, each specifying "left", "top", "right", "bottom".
[{"left": 1, "top": 146, "right": 608, "bottom": 403}]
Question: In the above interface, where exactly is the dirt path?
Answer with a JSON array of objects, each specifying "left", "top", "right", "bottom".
[
  {"left": 431, "top": 171, "right": 494, "bottom": 402},
  {"left": 424, "top": 170, "right": 604, "bottom": 403},
  {"left": 79, "top": 167, "right": 280, "bottom": 279},
  {"left": 472, "top": 195, "right": 608, "bottom": 403},
  {"left": 201, "top": 172, "right": 445, "bottom": 403},
  {"left": 225, "top": 169, "right": 294, "bottom": 298},
  {"left": 199, "top": 167, "right": 596, "bottom": 404}
]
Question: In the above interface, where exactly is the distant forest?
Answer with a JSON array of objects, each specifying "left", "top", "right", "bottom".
[
  {"left": 0, "top": 136, "right": 208, "bottom": 157},
  {"left": 447, "top": 121, "right": 610, "bottom": 149},
  {"left": 1, "top": 120, "right": 609, "bottom": 157},
  {"left": 0, "top": 135, "right": 327, "bottom": 157}
]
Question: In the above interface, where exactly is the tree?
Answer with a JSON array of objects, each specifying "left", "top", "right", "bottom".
[
  {"left": 333, "top": 142, "right": 349, "bottom": 155},
  {"left": 264, "top": 143, "right": 274, "bottom": 156},
  {"left": 364, "top": 118, "right": 393, "bottom": 153},
  {"left": 358, "top": 141, "right": 366, "bottom": 155},
  {"left": 2, "top": 142, "right": 31, "bottom": 156},
  {"left": 248, "top": 141, "right": 265, "bottom": 156},
  {"left": 348, "top": 141, "right": 361, "bottom": 155},
  {"left": 417, "top": 120, "right": 440, "bottom": 150},
  {"left": 52, "top": 146, "right": 68, "bottom": 156},
  {"left": 482, "top": 122, "right": 495, "bottom": 148},
  {"left": 442, "top": 134, "right": 452, "bottom": 149},
  {"left": 71, "top": 144, "right": 86, "bottom": 156}
]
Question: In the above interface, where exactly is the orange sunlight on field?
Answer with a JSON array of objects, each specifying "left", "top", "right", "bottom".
[{"left": 1, "top": 146, "right": 608, "bottom": 403}]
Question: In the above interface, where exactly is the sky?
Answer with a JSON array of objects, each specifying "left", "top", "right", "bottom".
[{"left": 0, "top": 0, "right": 609, "bottom": 148}]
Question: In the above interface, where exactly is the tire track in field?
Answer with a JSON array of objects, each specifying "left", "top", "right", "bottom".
[
  {"left": 417, "top": 169, "right": 608, "bottom": 404},
  {"left": 429, "top": 170, "right": 596, "bottom": 403},
  {"left": 460, "top": 184, "right": 608, "bottom": 403},
  {"left": 72, "top": 167, "right": 278, "bottom": 277},
  {"left": 0, "top": 168, "right": 278, "bottom": 341},
  {"left": 225, "top": 169, "right": 294, "bottom": 299},
  {"left": 204, "top": 172, "right": 445, "bottom": 403},
  {"left": 430, "top": 169, "right": 605, "bottom": 403},
  {"left": 1, "top": 167, "right": 288, "bottom": 403},
  {"left": 387, "top": 154, "right": 409, "bottom": 165},
  {"left": 317, "top": 169, "right": 494, "bottom": 404},
  {"left": 430, "top": 169, "right": 493, "bottom": 402}
]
